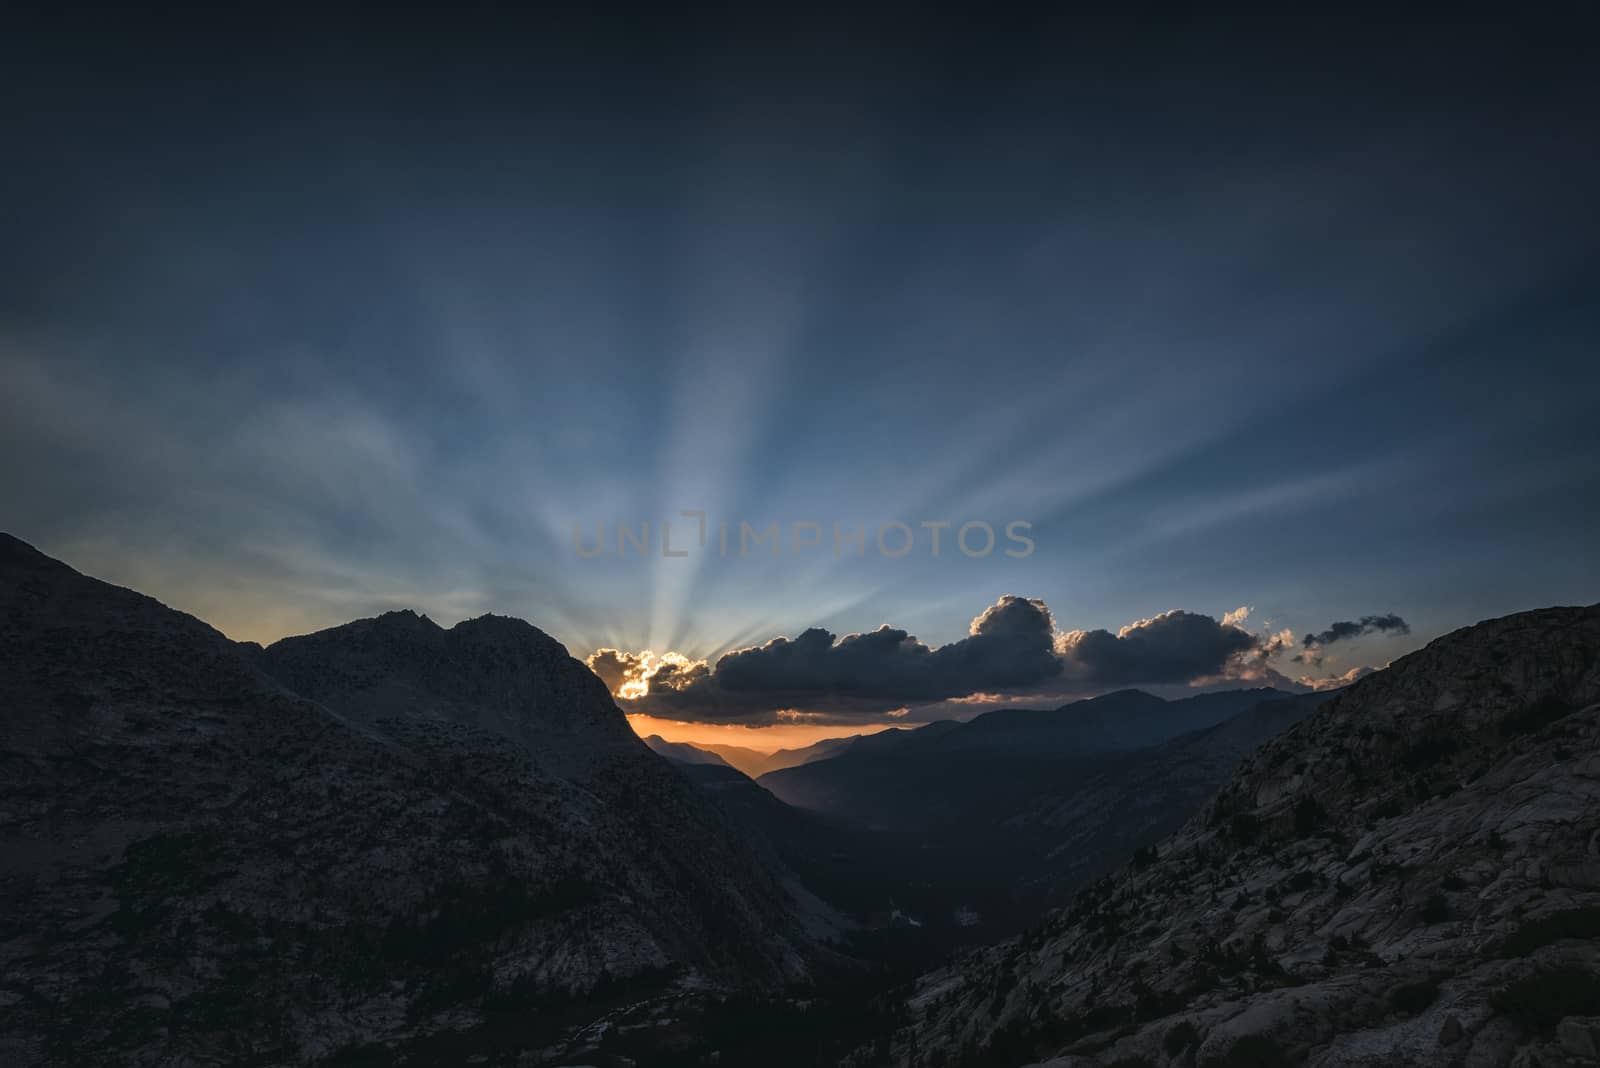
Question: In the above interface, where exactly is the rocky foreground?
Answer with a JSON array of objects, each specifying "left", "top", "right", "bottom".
[
  {"left": 0, "top": 534, "right": 840, "bottom": 1066},
  {"left": 877, "top": 605, "right": 1600, "bottom": 1067}
]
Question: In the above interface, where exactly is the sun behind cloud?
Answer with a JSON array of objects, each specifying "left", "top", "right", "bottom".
[{"left": 587, "top": 648, "right": 709, "bottom": 700}]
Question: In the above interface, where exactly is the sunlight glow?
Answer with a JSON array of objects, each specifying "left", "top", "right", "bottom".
[
  {"left": 626, "top": 713, "right": 900, "bottom": 755},
  {"left": 614, "top": 650, "right": 700, "bottom": 699}
]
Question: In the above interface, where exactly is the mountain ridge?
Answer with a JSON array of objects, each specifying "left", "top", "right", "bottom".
[
  {"left": 879, "top": 603, "right": 1600, "bottom": 1067},
  {"left": 756, "top": 687, "right": 1315, "bottom": 831},
  {"left": 0, "top": 533, "right": 840, "bottom": 1066}
]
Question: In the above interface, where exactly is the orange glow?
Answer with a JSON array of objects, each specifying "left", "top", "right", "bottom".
[
  {"left": 626, "top": 713, "right": 899, "bottom": 754},
  {"left": 612, "top": 650, "right": 703, "bottom": 699}
]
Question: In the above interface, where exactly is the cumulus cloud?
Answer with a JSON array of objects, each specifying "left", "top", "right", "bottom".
[
  {"left": 1056, "top": 610, "right": 1263, "bottom": 687},
  {"left": 602, "top": 599, "right": 1308, "bottom": 723},
  {"left": 588, "top": 599, "right": 1410, "bottom": 724},
  {"left": 1302, "top": 613, "right": 1410, "bottom": 647},
  {"left": 1298, "top": 664, "right": 1376, "bottom": 691},
  {"left": 644, "top": 596, "right": 1059, "bottom": 721},
  {"left": 584, "top": 648, "right": 709, "bottom": 700},
  {"left": 594, "top": 596, "right": 1062, "bottom": 723},
  {"left": 714, "top": 594, "right": 1060, "bottom": 700}
]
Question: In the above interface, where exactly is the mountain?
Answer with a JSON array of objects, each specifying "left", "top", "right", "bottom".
[
  {"left": 694, "top": 730, "right": 924, "bottom": 779},
  {"left": 957, "top": 688, "right": 1307, "bottom": 753},
  {"left": 642, "top": 733, "right": 733, "bottom": 767},
  {"left": 1000, "top": 690, "right": 1333, "bottom": 916},
  {"left": 727, "top": 690, "right": 1334, "bottom": 948},
  {"left": 0, "top": 534, "right": 839, "bottom": 1067},
  {"left": 881, "top": 604, "right": 1600, "bottom": 1067},
  {"left": 758, "top": 734, "right": 870, "bottom": 774},
  {"left": 758, "top": 688, "right": 1306, "bottom": 832},
  {"left": 691, "top": 740, "right": 776, "bottom": 776}
]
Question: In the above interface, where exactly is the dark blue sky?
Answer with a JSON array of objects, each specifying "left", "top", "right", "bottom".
[{"left": 3, "top": 11, "right": 1597, "bottom": 733}]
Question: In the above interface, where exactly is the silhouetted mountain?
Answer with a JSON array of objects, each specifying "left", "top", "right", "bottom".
[
  {"left": 729, "top": 688, "right": 1334, "bottom": 947},
  {"left": 695, "top": 729, "right": 939, "bottom": 778},
  {"left": 964, "top": 687, "right": 1305, "bottom": 751},
  {"left": 1004, "top": 690, "right": 1331, "bottom": 911},
  {"left": 758, "top": 734, "right": 869, "bottom": 774},
  {"left": 689, "top": 740, "right": 774, "bottom": 776},
  {"left": 758, "top": 688, "right": 1306, "bottom": 832},
  {"left": 883, "top": 604, "right": 1600, "bottom": 1067},
  {"left": 642, "top": 734, "right": 733, "bottom": 767},
  {"left": 0, "top": 534, "right": 840, "bottom": 1067}
]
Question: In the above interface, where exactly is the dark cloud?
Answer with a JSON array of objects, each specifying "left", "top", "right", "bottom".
[
  {"left": 715, "top": 595, "right": 1059, "bottom": 700},
  {"left": 1057, "top": 610, "right": 1263, "bottom": 687},
  {"left": 606, "top": 596, "right": 1061, "bottom": 724},
  {"left": 1302, "top": 613, "right": 1410, "bottom": 647},
  {"left": 600, "top": 598, "right": 1323, "bottom": 724},
  {"left": 583, "top": 649, "right": 711, "bottom": 700}
]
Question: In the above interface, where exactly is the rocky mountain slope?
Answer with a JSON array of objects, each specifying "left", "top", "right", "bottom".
[
  {"left": 1002, "top": 691, "right": 1331, "bottom": 917},
  {"left": 877, "top": 605, "right": 1600, "bottom": 1067},
  {"left": 0, "top": 534, "right": 837, "bottom": 1067}
]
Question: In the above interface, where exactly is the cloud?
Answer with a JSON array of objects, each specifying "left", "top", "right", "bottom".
[
  {"left": 602, "top": 598, "right": 1326, "bottom": 724},
  {"left": 1293, "top": 612, "right": 1410, "bottom": 667},
  {"left": 1056, "top": 609, "right": 1264, "bottom": 687},
  {"left": 601, "top": 595, "right": 1062, "bottom": 723},
  {"left": 1302, "top": 613, "right": 1410, "bottom": 647},
  {"left": 714, "top": 594, "right": 1060, "bottom": 700},
  {"left": 584, "top": 648, "right": 709, "bottom": 700},
  {"left": 1298, "top": 665, "right": 1375, "bottom": 691}
]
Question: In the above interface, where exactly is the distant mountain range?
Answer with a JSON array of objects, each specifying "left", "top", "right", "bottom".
[
  {"left": 650, "top": 686, "right": 1338, "bottom": 945},
  {"left": 756, "top": 688, "right": 1322, "bottom": 834},
  {"left": 642, "top": 733, "right": 734, "bottom": 767},
  {"left": 683, "top": 732, "right": 910, "bottom": 779}
]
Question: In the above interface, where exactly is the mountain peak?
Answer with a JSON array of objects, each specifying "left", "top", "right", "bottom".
[
  {"left": 259, "top": 603, "right": 627, "bottom": 752},
  {"left": 1083, "top": 687, "right": 1165, "bottom": 706},
  {"left": 371, "top": 607, "right": 442, "bottom": 630},
  {"left": 449, "top": 611, "right": 564, "bottom": 648},
  {"left": 1, "top": 537, "right": 830, "bottom": 1064}
]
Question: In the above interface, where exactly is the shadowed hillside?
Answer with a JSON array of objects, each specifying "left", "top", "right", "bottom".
[
  {"left": 0, "top": 534, "right": 842, "bottom": 1066},
  {"left": 874, "top": 605, "right": 1600, "bottom": 1067}
]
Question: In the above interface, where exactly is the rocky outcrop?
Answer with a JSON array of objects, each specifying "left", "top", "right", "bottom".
[
  {"left": 0, "top": 534, "right": 834, "bottom": 1066},
  {"left": 880, "top": 605, "right": 1600, "bottom": 1067}
]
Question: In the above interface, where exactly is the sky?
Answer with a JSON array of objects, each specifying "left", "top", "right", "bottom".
[{"left": 3, "top": 11, "right": 1598, "bottom": 750}]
